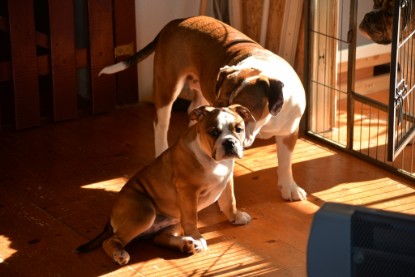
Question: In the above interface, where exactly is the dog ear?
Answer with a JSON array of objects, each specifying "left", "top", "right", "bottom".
[
  {"left": 189, "top": 106, "right": 207, "bottom": 122},
  {"left": 229, "top": 104, "right": 257, "bottom": 148},
  {"left": 215, "top": 66, "right": 241, "bottom": 107},
  {"left": 188, "top": 106, "right": 215, "bottom": 122},
  {"left": 215, "top": 66, "right": 262, "bottom": 108},
  {"left": 267, "top": 79, "right": 285, "bottom": 116}
]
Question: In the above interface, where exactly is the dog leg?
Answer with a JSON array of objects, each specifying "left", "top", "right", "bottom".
[
  {"left": 103, "top": 190, "right": 157, "bottom": 265},
  {"left": 174, "top": 186, "right": 210, "bottom": 253},
  {"left": 153, "top": 74, "right": 186, "bottom": 157},
  {"left": 154, "top": 105, "right": 173, "bottom": 157},
  {"left": 187, "top": 77, "right": 209, "bottom": 115},
  {"left": 218, "top": 175, "right": 251, "bottom": 225},
  {"left": 275, "top": 132, "right": 307, "bottom": 201},
  {"left": 102, "top": 236, "right": 131, "bottom": 265},
  {"left": 154, "top": 224, "right": 207, "bottom": 254}
]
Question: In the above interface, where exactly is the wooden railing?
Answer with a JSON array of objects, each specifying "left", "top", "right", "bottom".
[{"left": 0, "top": 0, "right": 138, "bottom": 130}]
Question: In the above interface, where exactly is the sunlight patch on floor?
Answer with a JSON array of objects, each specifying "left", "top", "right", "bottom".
[
  {"left": 293, "top": 139, "right": 336, "bottom": 164},
  {"left": 0, "top": 235, "right": 17, "bottom": 264},
  {"left": 127, "top": 240, "right": 287, "bottom": 277},
  {"left": 238, "top": 144, "right": 278, "bottom": 172},
  {"left": 313, "top": 177, "right": 415, "bottom": 214},
  {"left": 81, "top": 177, "right": 127, "bottom": 193},
  {"left": 237, "top": 139, "right": 336, "bottom": 174}
]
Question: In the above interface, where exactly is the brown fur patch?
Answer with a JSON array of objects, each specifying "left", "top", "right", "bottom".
[
  {"left": 282, "top": 130, "right": 299, "bottom": 152},
  {"left": 215, "top": 67, "right": 261, "bottom": 107}
]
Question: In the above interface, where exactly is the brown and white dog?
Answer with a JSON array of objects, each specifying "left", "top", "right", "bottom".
[
  {"left": 76, "top": 105, "right": 254, "bottom": 265},
  {"left": 100, "top": 16, "right": 307, "bottom": 201}
]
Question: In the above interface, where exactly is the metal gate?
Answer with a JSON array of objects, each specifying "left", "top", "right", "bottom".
[
  {"left": 389, "top": 0, "right": 415, "bottom": 160},
  {"left": 306, "top": 0, "right": 415, "bottom": 181}
]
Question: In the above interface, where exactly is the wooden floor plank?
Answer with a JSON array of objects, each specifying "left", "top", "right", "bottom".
[{"left": 1, "top": 103, "right": 414, "bottom": 276}]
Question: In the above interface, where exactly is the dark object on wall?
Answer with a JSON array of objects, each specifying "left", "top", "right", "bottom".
[{"left": 307, "top": 202, "right": 415, "bottom": 277}]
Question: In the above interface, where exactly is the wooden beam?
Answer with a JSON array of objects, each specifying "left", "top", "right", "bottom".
[
  {"left": 113, "top": 0, "right": 138, "bottom": 105},
  {"left": 339, "top": 74, "right": 390, "bottom": 97},
  {"left": 8, "top": 0, "right": 41, "bottom": 129},
  {"left": 88, "top": 0, "right": 116, "bottom": 114},
  {"left": 48, "top": 0, "right": 78, "bottom": 121},
  {"left": 278, "top": 0, "right": 303, "bottom": 65}
]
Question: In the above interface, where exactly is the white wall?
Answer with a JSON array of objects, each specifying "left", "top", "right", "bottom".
[
  {"left": 135, "top": 0, "right": 201, "bottom": 102},
  {"left": 339, "top": 0, "right": 375, "bottom": 49}
]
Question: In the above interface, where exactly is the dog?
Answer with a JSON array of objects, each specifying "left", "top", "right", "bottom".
[
  {"left": 99, "top": 16, "right": 307, "bottom": 201},
  {"left": 359, "top": 0, "right": 415, "bottom": 44},
  {"left": 359, "top": 0, "right": 395, "bottom": 45},
  {"left": 76, "top": 105, "right": 255, "bottom": 265}
]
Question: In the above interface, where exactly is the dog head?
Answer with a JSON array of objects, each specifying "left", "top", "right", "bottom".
[
  {"left": 189, "top": 105, "right": 255, "bottom": 161},
  {"left": 359, "top": 0, "right": 394, "bottom": 44},
  {"left": 214, "top": 65, "right": 284, "bottom": 146},
  {"left": 215, "top": 66, "right": 284, "bottom": 118}
]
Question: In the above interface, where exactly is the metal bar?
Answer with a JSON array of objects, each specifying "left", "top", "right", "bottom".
[
  {"left": 353, "top": 93, "right": 389, "bottom": 112},
  {"left": 388, "top": 0, "right": 402, "bottom": 161},
  {"left": 304, "top": 0, "right": 312, "bottom": 133},
  {"left": 308, "top": 29, "right": 349, "bottom": 44},
  {"left": 346, "top": 0, "right": 357, "bottom": 150}
]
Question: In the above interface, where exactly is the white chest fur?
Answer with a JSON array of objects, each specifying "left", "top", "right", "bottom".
[
  {"left": 213, "top": 162, "right": 230, "bottom": 177},
  {"left": 197, "top": 159, "right": 233, "bottom": 211}
]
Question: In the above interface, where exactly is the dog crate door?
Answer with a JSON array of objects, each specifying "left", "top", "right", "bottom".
[{"left": 388, "top": 0, "right": 415, "bottom": 161}]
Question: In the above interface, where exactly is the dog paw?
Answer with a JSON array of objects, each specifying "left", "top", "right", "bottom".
[
  {"left": 232, "top": 211, "right": 251, "bottom": 225},
  {"left": 113, "top": 250, "right": 130, "bottom": 265},
  {"left": 181, "top": 237, "right": 208, "bottom": 254},
  {"left": 280, "top": 183, "right": 307, "bottom": 201}
]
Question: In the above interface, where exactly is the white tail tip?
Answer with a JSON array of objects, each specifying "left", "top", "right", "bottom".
[{"left": 98, "top": 62, "right": 128, "bottom": 76}]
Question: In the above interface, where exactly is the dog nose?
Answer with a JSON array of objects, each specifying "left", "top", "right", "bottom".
[
  {"left": 221, "top": 138, "right": 242, "bottom": 159},
  {"left": 223, "top": 139, "right": 236, "bottom": 152}
]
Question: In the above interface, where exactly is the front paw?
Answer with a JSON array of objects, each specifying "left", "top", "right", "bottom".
[
  {"left": 231, "top": 211, "right": 251, "bottom": 225},
  {"left": 181, "top": 237, "right": 208, "bottom": 254},
  {"left": 280, "top": 182, "right": 307, "bottom": 201},
  {"left": 112, "top": 249, "right": 130, "bottom": 265}
]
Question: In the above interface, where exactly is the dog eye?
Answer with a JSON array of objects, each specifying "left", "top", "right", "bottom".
[
  {"left": 235, "top": 126, "right": 244, "bottom": 133},
  {"left": 208, "top": 128, "right": 221, "bottom": 138}
]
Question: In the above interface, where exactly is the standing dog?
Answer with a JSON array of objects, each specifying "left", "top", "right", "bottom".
[
  {"left": 100, "top": 16, "right": 306, "bottom": 201},
  {"left": 76, "top": 105, "right": 254, "bottom": 265}
]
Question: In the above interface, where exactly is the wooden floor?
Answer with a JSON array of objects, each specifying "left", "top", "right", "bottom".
[{"left": 1, "top": 103, "right": 414, "bottom": 277}]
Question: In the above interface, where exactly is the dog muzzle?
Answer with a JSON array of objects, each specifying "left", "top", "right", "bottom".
[{"left": 215, "top": 137, "right": 243, "bottom": 160}]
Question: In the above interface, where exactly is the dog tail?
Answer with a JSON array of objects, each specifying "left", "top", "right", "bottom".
[
  {"left": 98, "top": 34, "right": 159, "bottom": 76},
  {"left": 75, "top": 222, "right": 113, "bottom": 253}
]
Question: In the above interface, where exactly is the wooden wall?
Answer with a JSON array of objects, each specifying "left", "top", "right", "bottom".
[{"left": 239, "top": 0, "right": 305, "bottom": 80}]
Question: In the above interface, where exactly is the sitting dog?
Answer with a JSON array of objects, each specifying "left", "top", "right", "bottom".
[
  {"left": 99, "top": 16, "right": 306, "bottom": 201},
  {"left": 76, "top": 105, "right": 255, "bottom": 265}
]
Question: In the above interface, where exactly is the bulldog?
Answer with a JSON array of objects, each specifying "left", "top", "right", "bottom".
[
  {"left": 359, "top": 0, "right": 395, "bottom": 45},
  {"left": 99, "top": 16, "right": 307, "bottom": 201},
  {"left": 76, "top": 105, "right": 255, "bottom": 265}
]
